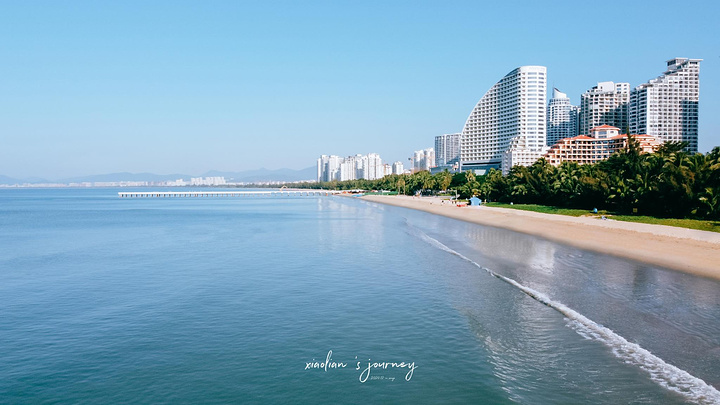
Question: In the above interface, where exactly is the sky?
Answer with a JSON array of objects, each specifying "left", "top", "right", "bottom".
[{"left": 1, "top": 0, "right": 719, "bottom": 179}]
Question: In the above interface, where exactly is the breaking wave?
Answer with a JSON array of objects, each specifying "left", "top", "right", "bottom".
[{"left": 410, "top": 225, "right": 720, "bottom": 404}]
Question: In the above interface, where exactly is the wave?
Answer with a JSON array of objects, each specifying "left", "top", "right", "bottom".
[{"left": 409, "top": 224, "right": 720, "bottom": 405}]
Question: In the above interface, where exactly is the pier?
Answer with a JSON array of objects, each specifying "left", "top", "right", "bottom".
[{"left": 118, "top": 190, "right": 340, "bottom": 198}]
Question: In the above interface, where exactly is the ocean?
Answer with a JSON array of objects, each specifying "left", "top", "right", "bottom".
[{"left": 1, "top": 188, "right": 719, "bottom": 404}]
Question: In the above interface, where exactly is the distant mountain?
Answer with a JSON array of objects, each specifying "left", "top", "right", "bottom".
[
  {"left": 0, "top": 167, "right": 317, "bottom": 185},
  {"left": 22, "top": 176, "right": 51, "bottom": 183},
  {"left": 58, "top": 172, "right": 193, "bottom": 183},
  {"left": 202, "top": 167, "right": 316, "bottom": 183},
  {"left": 0, "top": 175, "right": 23, "bottom": 185}
]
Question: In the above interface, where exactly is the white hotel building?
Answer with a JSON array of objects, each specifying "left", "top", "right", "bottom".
[
  {"left": 629, "top": 58, "right": 701, "bottom": 153},
  {"left": 460, "top": 65, "right": 548, "bottom": 174}
]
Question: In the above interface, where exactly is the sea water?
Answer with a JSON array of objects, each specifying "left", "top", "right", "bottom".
[{"left": 1, "top": 189, "right": 719, "bottom": 404}]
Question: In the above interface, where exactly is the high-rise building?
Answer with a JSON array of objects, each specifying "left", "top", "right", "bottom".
[
  {"left": 460, "top": 65, "right": 547, "bottom": 174},
  {"left": 339, "top": 156, "right": 359, "bottom": 181},
  {"left": 629, "top": 58, "right": 701, "bottom": 153},
  {"left": 317, "top": 153, "right": 386, "bottom": 182},
  {"left": 190, "top": 177, "right": 226, "bottom": 186},
  {"left": 424, "top": 148, "right": 435, "bottom": 171},
  {"left": 412, "top": 148, "right": 435, "bottom": 172},
  {"left": 392, "top": 161, "right": 404, "bottom": 175},
  {"left": 547, "top": 88, "right": 579, "bottom": 146},
  {"left": 317, "top": 155, "right": 342, "bottom": 182},
  {"left": 434, "top": 133, "right": 461, "bottom": 167},
  {"left": 363, "top": 153, "right": 384, "bottom": 180},
  {"left": 579, "top": 81, "right": 630, "bottom": 135}
]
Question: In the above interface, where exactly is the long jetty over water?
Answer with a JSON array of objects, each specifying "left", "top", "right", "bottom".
[{"left": 118, "top": 190, "right": 341, "bottom": 198}]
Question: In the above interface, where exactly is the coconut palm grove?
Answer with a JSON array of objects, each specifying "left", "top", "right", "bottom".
[{"left": 289, "top": 140, "right": 720, "bottom": 221}]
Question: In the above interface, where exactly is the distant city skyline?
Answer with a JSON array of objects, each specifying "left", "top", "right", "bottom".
[{"left": 1, "top": 1, "right": 718, "bottom": 179}]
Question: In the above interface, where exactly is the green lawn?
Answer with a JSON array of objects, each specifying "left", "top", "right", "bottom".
[
  {"left": 484, "top": 202, "right": 720, "bottom": 233},
  {"left": 363, "top": 191, "right": 399, "bottom": 195},
  {"left": 609, "top": 215, "right": 720, "bottom": 233},
  {"left": 484, "top": 202, "right": 603, "bottom": 217}
]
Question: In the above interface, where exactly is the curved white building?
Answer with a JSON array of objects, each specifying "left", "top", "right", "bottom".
[{"left": 460, "top": 66, "right": 547, "bottom": 174}]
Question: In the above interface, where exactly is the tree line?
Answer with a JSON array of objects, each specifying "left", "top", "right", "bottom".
[{"left": 288, "top": 139, "right": 720, "bottom": 220}]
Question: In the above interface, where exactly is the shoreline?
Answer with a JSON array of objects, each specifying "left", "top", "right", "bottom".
[{"left": 360, "top": 195, "right": 720, "bottom": 281}]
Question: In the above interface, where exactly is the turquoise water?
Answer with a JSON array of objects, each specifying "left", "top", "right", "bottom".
[{"left": 1, "top": 189, "right": 719, "bottom": 404}]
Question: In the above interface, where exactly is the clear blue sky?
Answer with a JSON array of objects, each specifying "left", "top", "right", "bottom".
[{"left": 1, "top": 0, "right": 718, "bottom": 179}]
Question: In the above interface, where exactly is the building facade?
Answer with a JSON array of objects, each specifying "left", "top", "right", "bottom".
[
  {"left": 629, "top": 58, "right": 701, "bottom": 153},
  {"left": 547, "top": 88, "right": 579, "bottom": 146},
  {"left": 460, "top": 65, "right": 547, "bottom": 174},
  {"left": 502, "top": 136, "right": 550, "bottom": 174},
  {"left": 579, "top": 81, "right": 630, "bottom": 136},
  {"left": 434, "top": 133, "right": 461, "bottom": 167}
]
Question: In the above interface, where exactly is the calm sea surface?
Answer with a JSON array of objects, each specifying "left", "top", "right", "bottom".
[{"left": 1, "top": 188, "right": 719, "bottom": 404}]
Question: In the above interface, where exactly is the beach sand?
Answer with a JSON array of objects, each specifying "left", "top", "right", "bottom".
[{"left": 360, "top": 195, "right": 720, "bottom": 281}]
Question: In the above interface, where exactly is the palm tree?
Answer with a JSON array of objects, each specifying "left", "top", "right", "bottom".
[
  {"left": 396, "top": 177, "right": 406, "bottom": 195},
  {"left": 434, "top": 171, "right": 452, "bottom": 193}
]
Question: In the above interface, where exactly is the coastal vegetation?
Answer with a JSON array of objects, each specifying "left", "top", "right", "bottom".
[{"left": 290, "top": 140, "right": 720, "bottom": 221}]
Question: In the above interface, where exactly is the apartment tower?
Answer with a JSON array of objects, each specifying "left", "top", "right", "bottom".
[
  {"left": 434, "top": 133, "right": 461, "bottom": 167},
  {"left": 629, "top": 58, "right": 701, "bottom": 153},
  {"left": 546, "top": 88, "right": 579, "bottom": 146},
  {"left": 579, "top": 81, "right": 629, "bottom": 135}
]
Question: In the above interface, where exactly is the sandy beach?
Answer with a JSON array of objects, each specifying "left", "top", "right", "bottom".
[{"left": 361, "top": 195, "right": 720, "bottom": 281}]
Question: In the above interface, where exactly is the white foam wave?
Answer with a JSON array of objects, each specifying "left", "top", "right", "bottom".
[{"left": 412, "top": 226, "right": 720, "bottom": 405}]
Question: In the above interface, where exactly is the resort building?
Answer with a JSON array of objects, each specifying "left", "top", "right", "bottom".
[
  {"left": 579, "top": 81, "right": 630, "bottom": 136},
  {"left": 460, "top": 65, "right": 547, "bottom": 174},
  {"left": 547, "top": 88, "right": 579, "bottom": 146},
  {"left": 629, "top": 57, "right": 701, "bottom": 153},
  {"left": 543, "top": 125, "right": 660, "bottom": 166},
  {"left": 434, "top": 133, "right": 461, "bottom": 168}
]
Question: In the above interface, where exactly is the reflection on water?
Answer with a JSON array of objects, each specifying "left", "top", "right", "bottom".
[
  {"left": 399, "top": 202, "right": 720, "bottom": 392},
  {"left": 0, "top": 190, "right": 718, "bottom": 404}
]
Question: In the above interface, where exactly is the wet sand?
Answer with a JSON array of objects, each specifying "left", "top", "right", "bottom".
[{"left": 360, "top": 195, "right": 720, "bottom": 280}]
